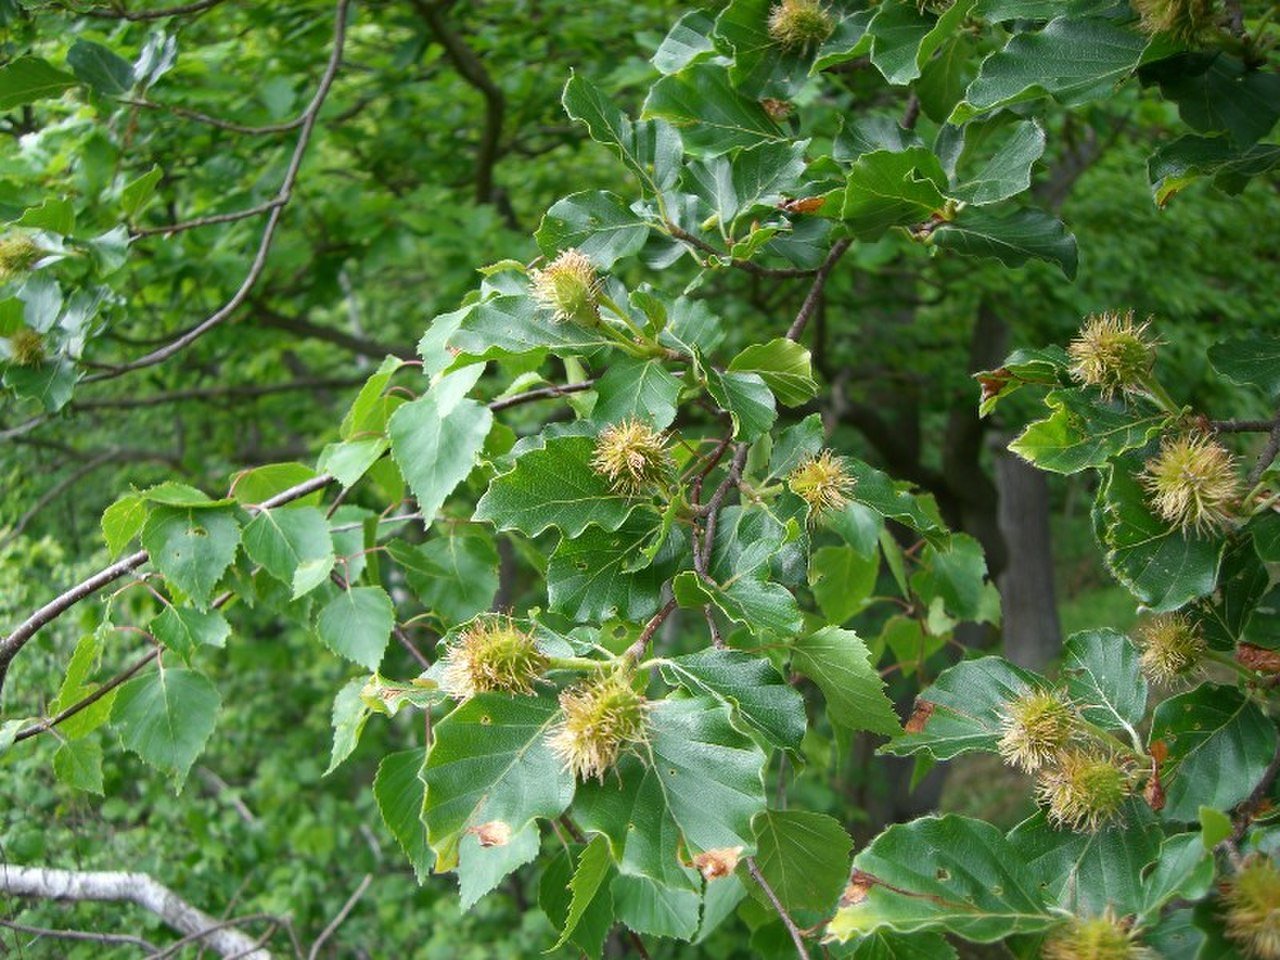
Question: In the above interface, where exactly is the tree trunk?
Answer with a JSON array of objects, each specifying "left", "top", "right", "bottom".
[{"left": 994, "top": 446, "right": 1063, "bottom": 669}]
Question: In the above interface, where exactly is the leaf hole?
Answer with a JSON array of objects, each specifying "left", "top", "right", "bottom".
[{"left": 935, "top": 868, "right": 950, "bottom": 881}]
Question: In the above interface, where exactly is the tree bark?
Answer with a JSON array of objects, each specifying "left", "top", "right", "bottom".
[{"left": 0, "top": 864, "right": 271, "bottom": 959}]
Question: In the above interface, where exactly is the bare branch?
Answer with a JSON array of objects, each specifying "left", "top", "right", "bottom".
[
  {"left": 73, "top": 376, "right": 369, "bottom": 411},
  {"left": 14, "top": 648, "right": 158, "bottom": 744},
  {"left": 0, "top": 864, "right": 271, "bottom": 959},
  {"left": 746, "top": 856, "right": 810, "bottom": 960},
  {"left": 84, "top": 0, "right": 351, "bottom": 381},
  {"left": 1247, "top": 407, "right": 1280, "bottom": 487},
  {"left": 0, "top": 917, "right": 158, "bottom": 952},
  {"left": 307, "top": 874, "right": 371, "bottom": 960},
  {"left": 785, "top": 238, "right": 852, "bottom": 342},
  {"left": 489, "top": 379, "right": 595, "bottom": 411},
  {"left": 121, "top": 97, "right": 307, "bottom": 135},
  {"left": 81, "top": 0, "right": 226, "bottom": 20},
  {"left": 665, "top": 223, "right": 819, "bottom": 279}
]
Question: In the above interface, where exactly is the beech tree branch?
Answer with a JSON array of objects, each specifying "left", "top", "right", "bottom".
[
  {"left": 82, "top": 0, "right": 226, "bottom": 19},
  {"left": 0, "top": 918, "right": 157, "bottom": 952},
  {"left": 785, "top": 238, "right": 852, "bottom": 342},
  {"left": 83, "top": 0, "right": 350, "bottom": 382},
  {"left": 746, "top": 857, "right": 810, "bottom": 960},
  {"left": 665, "top": 223, "right": 820, "bottom": 279},
  {"left": 0, "top": 864, "right": 272, "bottom": 959}
]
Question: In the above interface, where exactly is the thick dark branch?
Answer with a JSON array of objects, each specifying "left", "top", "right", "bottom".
[
  {"left": 786, "top": 238, "right": 852, "bottom": 341},
  {"left": 83, "top": 0, "right": 350, "bottom": 381},
  {"left": 1247, "top": 407, "right": 1280, "bottom": 487},
  {"left": 409, "top": 0, "right": 507, "bottom": 213},
  {"left": 73, "top": 376, "right": 368, "bottom": 411},
  {"left": 665, "top": 224, "right": 819, "bottom": 279},
  {"left": 255, "top": 308, "right": 411, "bottom": 360}
]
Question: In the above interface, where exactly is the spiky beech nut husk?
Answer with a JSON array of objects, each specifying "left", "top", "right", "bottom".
[
  {"left": 1037, "top": 749, "right": 1133, "bottom": 832},
  {"left": 1067, "top": 310, "right": 1156, "bottom": 400},
  {"left": 788, "top": 449, "right": 854, "bottom": 518},
  {"left": 591, "top": 418, "right": 672, "bottom": 498},
  {"left": 1141, "top": 433, "right": 1240, "bottom": 535},
  {"left": 1044, "top": 909, "right": 1153, "bottom": 960},
  {"left": 692, "top": 846, "right": 743, "bottom": 880},
  {"left": 7, "top": 327, "right": 45, "bottom": 367},
  {"left": 440, "top": 615, "right": 547, "bottom": 701},
  {"left": 1224, "top": 856, "right": 1280, "bottom": 960},
  {"left": 1134, "top": 612, "right": 1205, "bottom": 684},
  {"left": 997, "top": 688, "right": 1076, "bottom": 773},
  {"left": 548, "top": 671, "right": 648, "bottom": 783},
  {"left": 767, "top": 0, "right": 835, "bottom": 49},
  {"left": 529, "top": 248, "right": 600, "bottom": 325},
  {"left": 0, "top": 233, "right": 42, "bottom": 284},
  {"left": 1133, "top": 0, "right": 1219, "bottom": 42}
]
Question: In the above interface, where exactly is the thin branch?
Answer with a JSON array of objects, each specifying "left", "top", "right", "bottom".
[
  {"left": 82, "top": 0, "right": 225, "bottom": 20},
  {"left": 72, "top": 376, "right": 368, "bottom": 411},
  {"left": 1212, "top": 419, "right": 1275, "bottom": 433},
  {"left": 408, "top": 0, "right": 507, "bottom": 213},
  {"left": 0, "top": 865, "right": 270, "bottom": 960},
  {"left": 0, "top": 918, "right": 158, "bottom": 952},
  {"left": 0, "top": 474, "right": 334, "bottom": 693},
  {"left": 489, "top": 379, "right": 595, "bottom": 411},
  {"left": 1246, "top": 407, "right": 1280, "bottom": 487},
  {"left": 625, "top": 598, "right": 677, "bottom": 663},
  {"left": 0, "top": 451, "right": 136, "bottom": 550},
  {"left": 14, "top": 648, "right": 159, "bottom": 743},
  {"left": 746, "top": 857, "right": 810, "bottom": 960},
  {"left": 665, "top": 224, "right": 818, "bottom": 279},
  {"left": 132, "top": 197, "right": 287, "bottom": 238},
  {"left": 84, "top": 0, "right": 350, "bottom": 381},
  {"left": 148, "top": 914, "right": 284, "bottom": 960},
  {"left": 121, "top": 97, "right": 307, "bottom": 136},
  {"left": 307, "top": 874, "right": 371, "bottom": 960},
  {"left": 785, "top": 238, "right": 852, "bottom": 342}
]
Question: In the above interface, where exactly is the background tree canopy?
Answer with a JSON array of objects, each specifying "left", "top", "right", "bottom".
[{"left": 0, "top": 0, "right": 1278, "bottom": 957}]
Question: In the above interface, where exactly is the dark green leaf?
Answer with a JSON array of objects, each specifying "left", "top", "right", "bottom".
[
  {"left": 0, "top": 56, "right": 76, "bottom": 110},
  {"left": 141, "top": 506, "right": 241, "bottom": 610},
  {"left": 1009, "top": 389, "right": 1167, "bottom": 472},
  {"left": 792, "top": 626, "right": 900, "bottom": 736},
  {"left": 374, "top": 748, "right": 431, "bottom": 881},
  {"left": 1062, "top": 628, "right": 1147, "bottom": 731},
  {"left": 593, "top": 356, "right": 682, "bottom": 429},
  {"left": 536, "top": 191, "right": 649, "bottom": 269},
  {"left": 67, "top": 40, "right": 133, "bottom": 96},
  {"left": 932, "top": 207, "right": 1077, "bottom": 278},
  {"left": 751, "top": 810, "right": 852, "bottom": 913},
  {"left": 661, "top": 648, "right": 807, "bottom": 750},
  {"left": 112, "top": 666, "right": 220, "bottom": 785}
]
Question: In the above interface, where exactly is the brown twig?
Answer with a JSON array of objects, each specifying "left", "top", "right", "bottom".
[
  {"left": 0, "top": 918, "right": 157, "bottom": 952},
  {"left": 665, "top": 224, "right": 819, "bottom": 278},
  {"left": 82, "top": 0, "right": 225, "bottom": 20},
  {"left": 489, "top": 379, "right": 595, "bottom": 411},
  {"left": 1246, "top": 407, "right": 1280, "bottom": 487},
  {"left": 307, "top": 874, "right": 372, "bottom": 960},
  {"left": 13, "top": 647, "right": 159, "bottom": 743},
  {"left": 625, "top": 598, "right": 677, "bottom": 663},
  {"left": 785, "top": 238, "right": 852, "bottom": 342},
  {"left": 84, "top": 0, "right": 350, "bottom": 381},
  {"left": 746, "top": 856, "right": 810, "bottom": 960},
  {"left": 121, "top": 97, "right": 307, "bottom": 136}
]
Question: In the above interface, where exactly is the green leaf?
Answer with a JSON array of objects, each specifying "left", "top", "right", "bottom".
[
  {"left": 1209, "top": 336, "right": 1280, "bottom": 398},
  {"left": 1149, "top": 136, "right": 1280, "bottom": 206},
  {"left": 611, "top": 873, "right": 700, "bottom": 940},
  {"left": 563, "top": 72, "right": 682, "bottom": 194},
  {"left": 945, "top": 119, "right": 1046, "bottom": 205},
  {"left": 953, "top": 17, "right": 1148, "bottom": 121},
  {"left": 149, "top": 606, "right": 230, "bottom": 663},
  {"left": 792, "top": 626, "right": 900, "bottom": 737},
  {"left": 751, "top": 810, "right": 853, "bottom": 914},
  {"left": 458, "top": 822, "right": 541, "bottom": 910},
  {"left": 535, "top": 190, "right": 649, "bottom": 269},
  {"left": 4, "top": 358, "right": 76, "bottom": 413},
  {"left": 120, "top": 165, "right": 163, "bottom": 219},
  {"left": 0, "top": 56, "right": 77, "bottom": 110},
  {"left": 700, "top": 505, "right": 802, "bottom": 635},
  {"left": 112, "top": 666, "right": 220, "bottom": 786},
  {"left": 1061, "top": 628, "right": 1147, "bottom": 731},
  {"left": 829, "top": 815, "right": 1053, "bottom": 942},
  {"left": 1007, "top": 807, "right": 1162, "bottom": 916},
  {"left": 706, "top": 368, "right": 777, "bottom": 441},
  {"left": 52, "top": 626, "right": 115, "bottom": 738},
  {"left": 475, "top": 434, "right": 636, "bottom": 537},
  {"left": 882, "top": 656, "right": 1043, "bottom": 760},
  {"left": 141, "top": 506, "right": 241, "bottom": 610},
  {"left": 1150, "top": 683, "right": 1279, "bottom": 821},
  {"left": 315, "top": 586, "right": 395, "bottom": 671},
  {"left": 685, "top": 141, "right": 808, "bottom": 227},
  {"left": 809, "top": 544, "right": 879, "bottom": 624},
  {"left": 866, "top": 0, "right": 975, "bottom": 86},
  {"left": 643, "top": 63, "right": 784, "bottom": 156},
  {"left": 317, "top": 437, "right": 389, "bottom": 489},
  {"left": 654, "top": 10, "right": 716, "bottom": 75},
  {"left": 840, "top": 148, "right": 949, "bottom": 239},
  {"left": 101, "top": 493, "right": 147, "bottom": 558},
  {"left": 715, "top": 0, "right": 816, "bottom": 97},
  {"left": 911, "top": 533, "right": 998, "bottom": 624},
  {"left": 374, "top": 748, "right": 431, "bottom": 882},
  {"left": 1008, "top": 389, "right": 1167, "bottom": 473},
  {"left": 1093, "top": 464, "right": 1223, "bottom": 613},
  {"left": 53, "top": 737, "right": 104, "bottom": 795},
  {"left": 728, "top": 338, "right": 818, "bottom": 407},
  {"left": 1139, "top": 832, "right": 1214, "bottom": 922},
  {"left": 423, "top": 691, "right": 574, "bottom": 870},
  {"left": 932, "top": 207, "right": 1078, "bottom": 278},
  {"left": 242, "top": 506, "right": 334, "bottom": 599},
  {"left": 846, "top": 458, "right": 946, "bottom": 540},
  {"left": 428, "top": 296, "right": 612, "bottom": 371},
  {"left": 1199, "top": 807, "right": 1233, "bottom": 851},
  {"left": 388, "top": 378, "right": 492, "bottom": 523},
  {"left": 843, "top": 932, "right": 958, "bottom": 960},
  {"left": 548, "top": 513, "right": 689, "bottom": 623},
  {"left": 386, "top": 532, "right": 499, "bottom": 625},
  {"left": 540, "top": 843, "right": 614, "bottom": 959},
  {"left": 593, "top": 356, "right": 682, "bottom": 429},
  {"left": 327, "top": 678, "right": 371, "bottom": 775},
  {"left": 551, "top": 835, "right": 615, "bottom": 951},
  {"left": 13, "top": 197, "right": 75, "bottom": 234},
  {"left": 661, "top": 648, "right": 807, "bottom": 750},
  {"left": 1155, "top": 55, "right": 1280, "bottom": 149},
  {"left": 67, "top": 40, "right": 133, "bottom": 96}
]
